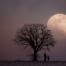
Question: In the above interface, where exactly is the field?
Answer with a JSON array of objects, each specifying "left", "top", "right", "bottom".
[{"left": 0, "top": 61, "right": 66, "bottom": 66}]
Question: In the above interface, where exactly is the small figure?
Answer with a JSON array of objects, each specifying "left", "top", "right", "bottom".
[
  {"left": 44, "top": 53, "right": 47, "bottom": 61},
  {"left": 47, "top": 56, "right": 50, "bottom": 61}
]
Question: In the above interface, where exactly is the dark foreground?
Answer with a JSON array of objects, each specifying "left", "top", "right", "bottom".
[{"left": 0, "top": 61, "right": 66, "bottom": 66}]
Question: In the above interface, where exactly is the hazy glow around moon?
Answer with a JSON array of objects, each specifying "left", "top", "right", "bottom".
[{"left": 47, "top": 14, "right": 66, "bottom": 40}]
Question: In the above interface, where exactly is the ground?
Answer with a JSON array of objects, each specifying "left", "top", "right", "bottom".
[{"left": 0, "top": 61, "right": 66, "bottom": 66}]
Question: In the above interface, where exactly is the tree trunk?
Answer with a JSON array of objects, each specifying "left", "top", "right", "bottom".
[{"left": 33, "top": 50, "right": 37, "bottom": 61}]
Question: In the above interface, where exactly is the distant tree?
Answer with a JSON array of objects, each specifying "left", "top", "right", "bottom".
[{"left": 13, "top": 24, "right": 56, "bottom": 61}]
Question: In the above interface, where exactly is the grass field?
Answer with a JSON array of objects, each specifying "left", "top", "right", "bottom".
[{"left": 0, "top": 61, "right": 66, "bottom": 66}]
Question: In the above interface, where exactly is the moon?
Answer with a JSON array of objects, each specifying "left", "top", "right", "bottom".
[{"left": 47, "top": 14, "right": 66, "bottom": 40}]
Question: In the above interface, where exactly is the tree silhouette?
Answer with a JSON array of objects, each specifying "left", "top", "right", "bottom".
[{"left": 13, "top": 24, "right": 56, "bottom": 61}]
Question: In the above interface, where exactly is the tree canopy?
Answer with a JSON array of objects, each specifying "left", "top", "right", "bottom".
[{"left": 13, "top": 24, "right": 56, "bottom": 61}]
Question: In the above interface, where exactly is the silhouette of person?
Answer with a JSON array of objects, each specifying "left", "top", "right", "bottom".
[
  {"left": 47, "top": 56, "right": 50, "bottom": 61},
  {"left": 44, "top": 53, "right": 47, "bottom": 61}
]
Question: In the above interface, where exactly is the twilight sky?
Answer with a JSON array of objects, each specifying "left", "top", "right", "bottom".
[{"left": 0, "top": 0, "right": 66, "bottom": 61}]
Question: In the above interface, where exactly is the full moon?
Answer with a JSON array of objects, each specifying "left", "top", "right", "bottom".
[{"left": 47, "top": 14, "right": 66, "bottom": 40}]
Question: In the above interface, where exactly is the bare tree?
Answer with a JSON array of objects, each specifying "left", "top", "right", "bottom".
[{"left": 13, "top": 24, "right": 56, "bottom": 61}]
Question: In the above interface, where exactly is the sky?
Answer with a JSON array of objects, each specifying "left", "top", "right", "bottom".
[{"left": 0, "top": 0, "right": 66, "bottom": 61}]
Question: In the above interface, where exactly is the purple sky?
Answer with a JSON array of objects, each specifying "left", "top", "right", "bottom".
[{"left": 0, "top": 0, "right": 66, "bottom": 61}]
